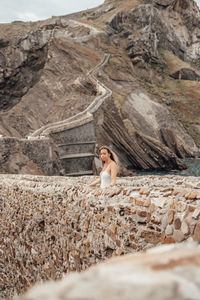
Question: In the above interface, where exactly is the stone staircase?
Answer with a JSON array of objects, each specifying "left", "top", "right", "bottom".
[{"left": 49, "top": 115, "right": 96, "bottom": 176}]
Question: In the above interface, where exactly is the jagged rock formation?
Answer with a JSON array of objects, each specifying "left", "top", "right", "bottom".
[
  {"left": 0, "top": 0, "right": 200, "bottom": 174},
  {"left": 108, "top": 4, "right": 197, "bottom": 64},
  {"left": 1, "top": 174, "right": 200, "bottom": 299}
]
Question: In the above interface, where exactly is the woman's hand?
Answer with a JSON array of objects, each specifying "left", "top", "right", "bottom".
[{"left": 105, "top": 184, "right": 114, "bottom": 189}]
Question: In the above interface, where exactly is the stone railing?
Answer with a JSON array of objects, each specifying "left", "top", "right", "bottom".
[{"left": 1, "top": 174, "right": 200, "bottom": 299}]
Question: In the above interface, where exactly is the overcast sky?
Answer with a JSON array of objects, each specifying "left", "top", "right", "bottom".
[
  {"left": 0, "top": 0, "right": 104, "bottom": 23},
  {"left": 0, "top": 0, "right": 199, "bottom": 24}
]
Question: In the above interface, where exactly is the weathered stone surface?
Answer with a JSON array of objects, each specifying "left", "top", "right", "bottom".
[
  {"left": 193, "top": 208, "right": 200, "bottom": 219},
  {"left": 154, "top": 0, "right": 174, "bottom": 8},
  {"left": 96, "top": 101, "right": 187, "bottom": 171},
  {"left": 105, "top": 0, "right": 200, "bottom": 156},
  {"left": 184, "top": 214, "right": 196, "bottom": 226},
  {"left": 193, "top": 222, "right": 200, "bottom": 242},
  {"left": 188, "top": 205, "right": 196, "bottom": 212},
  {"left": 168, "top": 210, "right": 175, "bottom": 224},
  {"left": 0, "top": 37, "right": 9, "bottom": 48},
  {"left": 165, "top": 225, "right": 174, "bottom": 236},
  {"left": 161, "top": 215, "right": 168, "bottom": 230},
  {"left": 18, "top": 243, "right": 200, "bottom": 300},
  {"left": 163, "top": 236, "right": 175, "bottom": 244},
  {"left": 0, "top": 1, "right": 200, "bottom": 297},
  {"left": 181, "top": 221, "right": 190, "bottom": 236},
  {"left": 174, "top": 217, "right": 181, "bottom": 230},
  {"left": 185, "top": 192, "right": 197, "bottom": 200},
  {"left": 160, "top": 128, "right": 195, "bottom": 158},
  {"left": 173, "top": 230, "right": 185, "bottom": 243}
]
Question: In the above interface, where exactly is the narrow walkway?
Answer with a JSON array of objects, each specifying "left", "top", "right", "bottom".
[{"left": 31, "top": 53, "right": 111, "bottom": 137}]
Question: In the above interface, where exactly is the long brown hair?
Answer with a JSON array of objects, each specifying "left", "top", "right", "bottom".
[{"left": 99, "top": 145, "right": 118, "bottom": 167}]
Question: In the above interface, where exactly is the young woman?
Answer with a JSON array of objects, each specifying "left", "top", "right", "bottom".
[{"left": 90, "top": 146, "right": 118, "bottom": 189}]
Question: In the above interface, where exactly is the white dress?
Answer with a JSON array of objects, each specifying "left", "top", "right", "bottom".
[{"left": 100, "top": 164, "right": 111, "bottom": 188}]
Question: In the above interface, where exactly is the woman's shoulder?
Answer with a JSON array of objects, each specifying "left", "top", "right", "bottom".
[{"left": 110, "top": 160, "right": 117, "bottom": 167}]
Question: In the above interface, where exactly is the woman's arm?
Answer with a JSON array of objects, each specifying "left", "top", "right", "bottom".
[
  {"left": 110, "top": 163, "right": 117, "bottom": 187},
  {"left": 89, "top": 177, "right": 101, "bottom": 187}
]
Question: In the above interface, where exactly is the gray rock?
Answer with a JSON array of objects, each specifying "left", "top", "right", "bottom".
[
  {"left": 161, "top": 215, "right": 168, "bottom": 230},
  {"left": 181, "top": 221, "right": 190, "bottom": 236},
  {"left": 165, "top": 224, "right": 174, "bottom": 236},
  {"left": 0, "top": 37, "right": 9, "bottom": 48},
  {"left": 173, "top": 230, "right": 185, "bottom": 243},
  {"left": 192, "top": 208, "right": 200, "bottom": 220},
  {"left": 170, "top": 68, "right": 200, "bottom": 81}
]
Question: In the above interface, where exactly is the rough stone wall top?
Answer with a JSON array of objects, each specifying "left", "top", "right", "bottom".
[{"left": 18, "top": 243, "right": 200, "bottom": 300}]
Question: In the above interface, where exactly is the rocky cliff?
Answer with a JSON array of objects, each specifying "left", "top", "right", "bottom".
[{"left": 0, "top": 0, "right": 200, "bottom": 173}]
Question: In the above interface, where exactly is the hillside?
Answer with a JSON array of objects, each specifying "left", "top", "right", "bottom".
[{"left": 0, "top": 0, "right": 200, "bottom": 173}]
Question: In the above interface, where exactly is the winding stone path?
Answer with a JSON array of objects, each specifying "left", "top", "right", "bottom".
[{"left": 31, "top": 21, "right": 112, "bottom": 138}]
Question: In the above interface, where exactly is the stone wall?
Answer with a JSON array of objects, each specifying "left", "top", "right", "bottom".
[
  {"left": 0, "top": 117, "right": 96, "bottom": 176},
  {"left": 51, "top": 118, "right": 96, "bottom": 175},
  {"left": 0, "top": 137, "right": 60, "bottom": 175},
  {"left": 1, "top": 174, "right": 200, "bottom": 299},
  {"left": 51, "top": 119, "right": 95, "bottom": 145}
]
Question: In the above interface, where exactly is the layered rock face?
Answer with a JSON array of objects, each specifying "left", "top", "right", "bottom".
[
  {"left": 1, "top": 174, "right": 200, "bottom": 299},
  {"left": 18, "top": 243, "right": 200, "bottom": 300},
  {"left": 106, "top": 0, "right": 200, "bottom": 152},
  {"left": 0, "top": 0, "right": 200, "bottom": 174},
  {"left": 108, "top": 0, "right": 200, "bottom": 65}
]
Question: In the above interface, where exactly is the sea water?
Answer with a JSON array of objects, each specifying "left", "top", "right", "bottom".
[{"left": 135, "top": 158, "right": 200, "bottom": 177}]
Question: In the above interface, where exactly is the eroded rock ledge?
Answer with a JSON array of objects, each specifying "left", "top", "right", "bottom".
[{"left": 1, "top": 174, "right": 200, "bottom": 299}]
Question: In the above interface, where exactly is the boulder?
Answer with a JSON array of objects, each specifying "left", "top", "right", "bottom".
[
  {"left": 169, "top": 68, "right": 200, "bottom": 81},
  {"left": 160, "top": 128, "right": 195, "bottom": 158},
  {"left": 0, "top": 37, "right": 9, "bottom": 48},
  {"left": 154, "top": 0, "right": 175, "bottom": 8}
]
